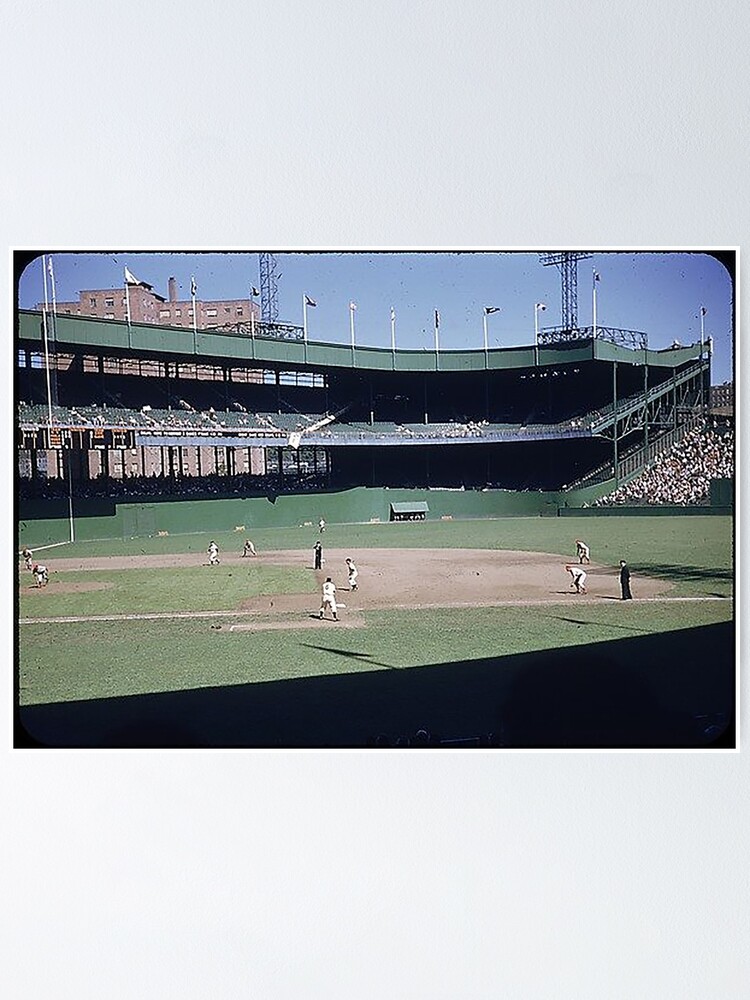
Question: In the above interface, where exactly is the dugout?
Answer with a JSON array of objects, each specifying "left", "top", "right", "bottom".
[{"left": 390, "top": 501, "right": 429, "bottom": 522}]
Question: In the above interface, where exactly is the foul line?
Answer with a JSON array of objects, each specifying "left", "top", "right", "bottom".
[{"left": 18, "top": 595, "right": 730, "bottom": 626}]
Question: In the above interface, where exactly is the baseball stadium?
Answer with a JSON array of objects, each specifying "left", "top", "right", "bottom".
[{"left": 14, "top": 251, "right": 736, "bottom": 749}]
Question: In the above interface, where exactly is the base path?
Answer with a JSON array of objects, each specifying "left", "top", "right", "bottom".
[{"left": 24, "top": 548, "right": 673, "bottom": 615}]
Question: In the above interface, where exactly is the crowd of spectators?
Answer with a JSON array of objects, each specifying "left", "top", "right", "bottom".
[
  {"left": 595, "top": 422, "right": 733, "bottom": 507},
  {"left": 18, "top": 470, "right": 329, "bottom": 502}
]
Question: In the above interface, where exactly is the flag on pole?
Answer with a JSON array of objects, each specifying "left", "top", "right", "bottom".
[
  {"left": 47, "top": 256, "right": 54, "bottom": 280},
  {"left": 434, "top": 310, "right": 440, "bottom": 327},
  {"left": 535, "top": 302, "right": 547, "bottom": 311},
  {"left": 700, "top": 306, "right": 707, "bottom": 316},
  {"left": 484, "top": 306, "right": 501, "bottom": 315},
  {"left": 390, "top": 306, "right": 396, "bottom": 322},
  {"left": 251, "top": 286, "right": 260, "bottom": 297},
  {"left": 349, "top": 301, "right": 357, "bottom": 311},
  {"left": 124, "top": 266, "right": 149, "bottom": 288},
  {"left": 190, "top": 276, "right": 198, "bottom": 297},
  {"left": 305, "top": 295, "right": 317, "bottom": 307},
  {"left": 593, "top": 271, "right": 601, "bottom": 284}
]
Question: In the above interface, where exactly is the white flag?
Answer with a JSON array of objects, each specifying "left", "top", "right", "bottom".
[
  {"left": 349, "top": 301, "right": 357, "bottom": 311},
  {"left": 535, "top": 302, "right": 547, "bottom": 311},
  {"left": 191, "top": 276, "right": 197, "bottom": 297},
  {"left": 124, "top": 266, "right": 147, "bottom": 287}
]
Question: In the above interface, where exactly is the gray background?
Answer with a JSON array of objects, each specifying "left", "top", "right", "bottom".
[{"left": 3, "top": 2, "right": 746, "bottom": 997}]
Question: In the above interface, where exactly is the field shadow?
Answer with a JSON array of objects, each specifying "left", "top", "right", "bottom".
[{"left": 16, "top": 622, "right": 735, "bottom": 750}]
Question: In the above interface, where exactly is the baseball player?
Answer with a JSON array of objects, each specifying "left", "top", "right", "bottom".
[
  {"left": 32, "top": 563, "right": 49, "bottom": 587},
  {"left": 318, "top": 518, "right": 327, "bottom": 534},
  {"left": 319, "top": 577, "right": 338, "bottom": 621},
  {"left": 21, "top": 546, "right": 33, "bottom": 570},
  {"left": 207, "top": 540, "right": 220, "bottom": 565},
  {"left": 575, "top": 539, "right": 591, "bottom": 563},
  {"left": 242, "top": 539, "right": 257, "bottom": 557},
  {"left": 565, "top": 563, "right": 587, "bottom": 594},
  {"left": 345, "top": 557, "right": 358, "bottom": 591}
]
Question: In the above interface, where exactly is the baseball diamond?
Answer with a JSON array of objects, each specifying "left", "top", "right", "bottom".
[{"left": 15, "top": 251, "right": 735, "bottom": 749}]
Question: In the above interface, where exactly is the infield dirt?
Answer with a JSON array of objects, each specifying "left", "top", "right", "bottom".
[{"left": 24, "top": 548, "right": 671, "bottom": 616}]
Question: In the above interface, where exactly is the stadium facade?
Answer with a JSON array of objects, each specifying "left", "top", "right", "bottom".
[{"left": 17, "top": 308, "right": 714, "bottom": 534}]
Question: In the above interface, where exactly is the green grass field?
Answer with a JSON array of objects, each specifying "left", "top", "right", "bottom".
[{"left": 18, "top": 516, "right": 733, "bottom": 718}]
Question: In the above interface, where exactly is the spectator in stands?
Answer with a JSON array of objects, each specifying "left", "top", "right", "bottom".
[{"left": 595, "top": 422, "right": 733, "bottom": 508}]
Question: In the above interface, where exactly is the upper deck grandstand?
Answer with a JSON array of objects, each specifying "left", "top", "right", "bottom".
[{"left": 17, "top": 307, "right": 714, "bottom": 501}]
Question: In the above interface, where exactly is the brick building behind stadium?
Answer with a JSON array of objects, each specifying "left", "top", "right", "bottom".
[{"left": 37, "top": 275, "right": 260, "bottom": 330}]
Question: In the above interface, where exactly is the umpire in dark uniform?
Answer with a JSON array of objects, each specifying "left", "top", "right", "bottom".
[
  {"left": 313, "top": 540, "right": 323, "bottom": 570},
  {"left": 619, "top": 560, "right": 633, "bottom": 600}
]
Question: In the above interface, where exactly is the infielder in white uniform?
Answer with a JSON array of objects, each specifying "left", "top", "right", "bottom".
[
  {"left": 345, "top": 558, "right": 358, "bottom": 590},
  {"left": 242, "top": 539, "right": 257, "bottom": 557},
  {"left": 319, "top": 577, "right": 338, "bottom": 620},
  {"left": 565, "top": 563, "right": 587, "bottom": 594},
  {"left": 33, "top": 563, "right": 49, "bottom": 587},
  {"left": 575, "top": 539, "right": 591, "bottom": 563},
  {"left": 207, "top": 541, "right": 220, "bottom": 565}
]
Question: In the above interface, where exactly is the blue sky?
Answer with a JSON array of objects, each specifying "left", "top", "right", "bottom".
[{"left": 17, "top": 250, "right": 734, "bottom": 383}]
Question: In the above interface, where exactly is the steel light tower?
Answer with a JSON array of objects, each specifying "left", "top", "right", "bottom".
[
  {"left": 259, "top": 252, "right": 280, "bottom": 322},
  {"left": 538, "top": 252, "right": 593, "bottom": 332}
]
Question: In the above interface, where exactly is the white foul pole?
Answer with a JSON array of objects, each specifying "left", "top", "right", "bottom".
[{"left": 41, "top": 255, "right": 54, "bottom": 429}]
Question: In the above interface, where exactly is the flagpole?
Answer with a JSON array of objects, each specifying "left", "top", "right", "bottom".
[
  {"left": 250, "top": 287, "right": 255, "bottom": 338},
  {"left": 41, "top": 255, "right": 54, "bottom": 430},
  {"left": 534, "top": 304, "right": 539, "bottom": 367},
  {"left": 191, "top": 276, "right": 198, "bottom": 339},
  {"left": 350, "top": 303, "right": 356, "bottom": 349},
  {"left": 700, "top": 306, "right": 705, "bottom": 352},
  {"left": 302, "top": 294, "right": 308, "bottom": 342},
  {"left": 592, "top": 270, "right": 598, "bottom": 340},
  {"left": 124, "top": 269, "right": 133, "bottom": 349},
  {"left": 483, "top": 311, "right": 489, "bottom": 354},
  {"left": 434, "top": 311, "right": 439, "bottom": 353},
  {"left": 390, "top": 307, "right": 396, "bottom": 353}
]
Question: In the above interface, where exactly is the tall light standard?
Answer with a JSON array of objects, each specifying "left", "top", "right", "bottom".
[
  {"left": 534, "top": 302, "right": 547, "bottom": 366},
  {"left": 483, "top": 306, "right": 501, "bottom": 355},
  {"left": 700, "top": 305, "right": 707, "bottom": 352}
]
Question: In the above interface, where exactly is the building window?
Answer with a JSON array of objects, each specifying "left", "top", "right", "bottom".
[
  {"left": 89, "top": 297, "right": 97, "bottom": 307},
  {"left": 188, "top": 309, "right": 194, "bottom": 317},
  {"left": 224, "top": 306, "right": 231, "bottom": 313},
  {"left": 105, "top": 298, "right": 114, "bottom": 307},
  {"left": 206, "top": 308, "right": 218, "bottom": 317},
  {"left": 159, "top": 309, "right": 171, "bottom": 318},
  {"left": 175, "top": 309, "right": 182, "bottom": 316},
  {"left": 236, "top": 307, "right": 244, "bottom": 316}
]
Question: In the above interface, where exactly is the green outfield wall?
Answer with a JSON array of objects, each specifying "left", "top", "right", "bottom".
[
  {"left": 19, "top": 478, "right": 728, "bottom": 546},
  {"left": 17, "top": 484, "right": 614, "bottom": 545}
]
